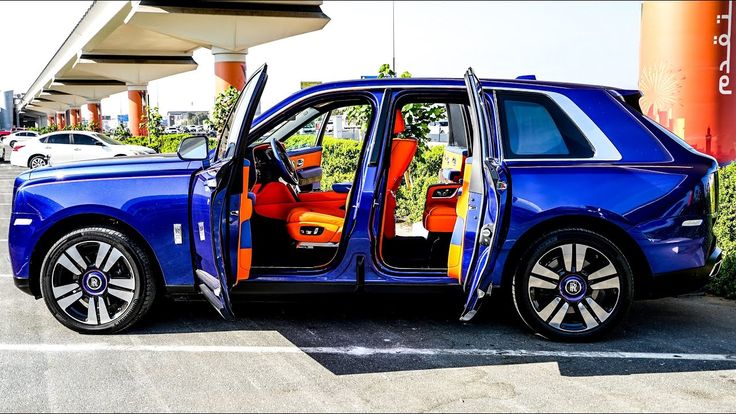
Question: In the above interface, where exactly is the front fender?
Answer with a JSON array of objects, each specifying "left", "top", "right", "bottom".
[{"left": 9, "top": 174, "right": 196, "bottom": 287}]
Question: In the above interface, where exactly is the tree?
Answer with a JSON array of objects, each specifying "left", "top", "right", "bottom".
[
  {"left": 210, "top": 86, "right": 240, "bottom": 134},
  {"left": 140, "top": 106, "right": 164, "bottom": 138},
  {"left": 345, "top": 63, "right": 445, "bottom": 153}
]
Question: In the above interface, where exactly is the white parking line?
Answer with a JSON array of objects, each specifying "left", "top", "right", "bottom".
[{"left": 0, "top": 343, "right": 733, "bottom": 362}]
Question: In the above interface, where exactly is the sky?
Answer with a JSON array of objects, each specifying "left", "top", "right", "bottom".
[{"left": 0, "top": 1, "right": 643, "bottom": 117}]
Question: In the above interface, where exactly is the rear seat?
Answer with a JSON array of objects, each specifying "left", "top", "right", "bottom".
[{"left": 422, "top": 146, "right": 467, "bottom": 234}]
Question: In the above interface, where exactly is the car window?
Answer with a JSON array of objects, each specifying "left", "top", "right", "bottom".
[
  {"left": 46, "top": 134, "right": 71, "bottom": 145},
  {"left": 73, "top": 134, "right": 98, "bottom": 145},
  {"left": 497, "top": 92, "right": 594, "bottom": 159}
]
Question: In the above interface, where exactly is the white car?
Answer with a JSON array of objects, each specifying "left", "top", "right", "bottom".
[
  {"left": 164, "top": 126, "right": 179, "bottom": 134},
  {"left": 10, "top": 131, "right": 157, "bottom": 169},
  {"left": 2, "top": 130, "right": 39, "bottom": 148}
]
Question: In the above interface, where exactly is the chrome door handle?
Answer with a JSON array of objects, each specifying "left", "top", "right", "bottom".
[
  {"left": 73, "top": 148, "right": 82, "bottom": 151},
  {"left": 45, "top": 146, "right": 51, "bottom": 149}
]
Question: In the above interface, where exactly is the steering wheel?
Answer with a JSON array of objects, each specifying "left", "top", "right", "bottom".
[{"left": 269, "top": 139, "right": 300, "bottom": 186}]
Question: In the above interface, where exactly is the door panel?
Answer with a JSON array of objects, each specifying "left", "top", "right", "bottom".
[
  {"left": 190, "top": 63, "right": 268, "bottom": 319},
  {"left": 288, "top": 146, "right": 323, "bottom": 191},
  {"left": 455, "top": 68, "right": 508, "bottom": 321}
]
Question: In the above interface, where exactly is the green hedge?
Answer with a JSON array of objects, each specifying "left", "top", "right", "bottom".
[
  {"left": 122, "top": 134, "right": 216, "bottom": 153},
  {"left": 710, "top": 163, "right": 736, "bottom": 298}
]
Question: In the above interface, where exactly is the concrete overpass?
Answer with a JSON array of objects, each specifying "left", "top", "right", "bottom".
[{"left": 20, "top": 1, "right": 330, "bottom": 134}]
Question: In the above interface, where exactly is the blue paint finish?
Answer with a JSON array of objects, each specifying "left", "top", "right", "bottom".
[{"left": 8, "top": 77, "right": 720, "bottom": 313}]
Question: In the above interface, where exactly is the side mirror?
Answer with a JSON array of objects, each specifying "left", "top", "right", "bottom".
[{"left": 177, "top": 135, "right": 209, "bottom": 161}]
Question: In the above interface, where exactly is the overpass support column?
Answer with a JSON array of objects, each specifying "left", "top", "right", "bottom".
[
  {"left": 127, "top": 85, "right": 147, "bottom": 136},
  {"left": 212, "top": 47, "right": 247, "bottom": 96},
  {"left": 47, "top": 115, "right": 55, "bottom": 128},
  {"left": 84, "top": 102, "right": 101, "bottom": 131},
  {"left": 56, "top": 112, "right": 66, "bottom": 129},
  {"left": 69, "top": 108, "right": 80, "bottom": 126}
]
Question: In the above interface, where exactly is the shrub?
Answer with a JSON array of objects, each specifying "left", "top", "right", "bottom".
[{"left": 710, "top": 162, "right": 736, "bottom": 298}]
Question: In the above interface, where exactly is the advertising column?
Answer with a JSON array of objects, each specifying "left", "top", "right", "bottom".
[{"left": 640, "top": 1, "right": 735, "bottom": 163}]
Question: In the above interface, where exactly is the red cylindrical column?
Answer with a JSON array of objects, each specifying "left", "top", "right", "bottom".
[
  {"left": 84, "top": 102, "right": 101, "bottom": 131},
  {"left": 56, "top": 112, "right": 66, "bottom": 129},
  {"left": 47, "top": 115, "right": 55, "bottom": 128},
  {"left": 127, "top": 86, "right": 147, "bottom": 136},
  {"left": 69, "top": 108, "right": 80, "bottom": 126},
  {"left": 640, "top": 1, "right": 735, "bottom": 162},
  {"left": 212, "top": 47, "right": 246, "bottom": 96}
]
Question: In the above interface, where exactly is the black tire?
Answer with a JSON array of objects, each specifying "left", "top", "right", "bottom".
[
  {"left": 40, "top": 227, "right": 157, "bottom": 334},
  {"left": 512, "top": 228, "right": 633, "bottom": 341},
  {"left": 8, "top": 140, "right": 16, "bottom": 148},
  {"left": 28, "top": 155, "right": 47, "bottom": 169}
]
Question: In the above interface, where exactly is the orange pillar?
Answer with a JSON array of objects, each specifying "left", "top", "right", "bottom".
[
  {"left": 69, "top": 108, "right": 80, "bottom": 126},
  {"left": 47, "top": 115, "right": 55, "bottom": 128},
  {"left": 213, "top": 47, "right": 246, "bottom": 96},
  {"left": 127, "top": 86, "right": 147, "bottom": 136},
  {"left": 84, "top": 102, "right": 101, "bottom": 131},
  {"left": 56, "top": 112, "right": 66, "bottom": 129}
]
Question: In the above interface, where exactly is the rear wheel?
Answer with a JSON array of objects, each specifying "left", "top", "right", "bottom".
[
  {"left": 512, "top": 228, "right": 633, "bottom": 341},
  {"left": 8, "top": 140, "right": 16, "bottom": 148},
  {"left": 40, "top": 227, "right": 157, "bottom": 334},
  {"left": 28, "top": 155, "right": 47, "bottom": 169}
]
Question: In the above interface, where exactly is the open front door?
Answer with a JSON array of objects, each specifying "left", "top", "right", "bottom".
[
  {"left": 451, "top": 68, "right": 508, "bottom": 321},
  {"left": 190, "top": 64, "right": 268, "bottom": 319}
]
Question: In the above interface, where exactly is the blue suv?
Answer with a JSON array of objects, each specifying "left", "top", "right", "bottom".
[{"left": 8, "top": 66, "right": 722, "bottom": 340}]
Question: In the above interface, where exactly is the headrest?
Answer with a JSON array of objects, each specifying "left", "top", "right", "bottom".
[{"left": 393, "top": 109, "right": 405, "bottom": 135}]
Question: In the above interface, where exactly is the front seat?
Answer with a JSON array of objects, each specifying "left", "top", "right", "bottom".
[{"left": 285, "top": 110, "right": 416, "bottom": 244}]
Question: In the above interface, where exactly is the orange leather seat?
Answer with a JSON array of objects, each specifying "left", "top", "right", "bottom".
[
  {"left": 287, "top": 109, "right": 415, "bottom": 244},
  {"left": 424, "top": 205, "right": 457, "bottom": 233},
  {"left": 286, "top": 206, "right": 346, "bottom": 243}
]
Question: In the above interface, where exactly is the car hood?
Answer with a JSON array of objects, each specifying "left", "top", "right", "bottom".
[{"left": 24, "top": 154, "right": 201, "bottom": 183}]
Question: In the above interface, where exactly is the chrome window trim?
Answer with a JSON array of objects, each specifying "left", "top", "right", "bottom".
[
  {"left": 251, "top": 83, "right": 622, "bottom": 162},
  {"left": 490, "top": 87, "right": 622, "bottom": 162}
]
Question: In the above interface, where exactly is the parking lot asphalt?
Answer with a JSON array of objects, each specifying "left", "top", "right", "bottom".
[{"left": 0, "top": 159, "right": 735, "bottom": 412}]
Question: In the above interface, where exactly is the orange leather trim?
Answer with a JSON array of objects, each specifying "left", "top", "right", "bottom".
[
  {"left": 447, "top": 159, "right": 474, "bottom": 280},
  {"left": 382, "top": 138, "right": 418, "bottom": 239},
  {"left": 286, "top": 207, "right": 343, "bottom": 243},
  {"left": 289, "top": 150, "right": 322, "bottom": 170},
  {"left": 237, "top": 164, "right": 253, "bottom": 282}
]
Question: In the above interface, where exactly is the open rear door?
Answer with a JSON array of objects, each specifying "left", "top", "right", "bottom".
[
  {"left": 189, "top": 64, "right": 268, "bottom": 319},
  {"left": 451, "top": 68, "right": 508, "bottom": 321}
]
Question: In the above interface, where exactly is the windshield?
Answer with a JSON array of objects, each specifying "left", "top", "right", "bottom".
[
  {"left": 253, "top": 107, "right": 322, "bottom": 145},
  {"left": 216, "top": 68, "right": 266, "bottom": 161},
  {"left": 93, "top": 133, "right": 122, "bottom": 145}
]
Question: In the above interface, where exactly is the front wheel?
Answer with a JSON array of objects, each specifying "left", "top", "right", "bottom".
[
  {"left": 512, "top": 228, "right": 633, "bottom": 341},
  {"left": 40, "top": 227, "right": 157, "bottom": 334},
  {"left": 8, "top": 140, "right": 16, "bottom": 148}
]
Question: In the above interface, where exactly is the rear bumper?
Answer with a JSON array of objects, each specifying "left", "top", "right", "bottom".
[{"left": 648, "top": 245, "right": 722, "bottom": 298}]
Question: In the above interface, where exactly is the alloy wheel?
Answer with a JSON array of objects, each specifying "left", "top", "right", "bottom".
[
  {"left": 527, "top": 243, "right": 621, "bottom": 333},
  {"left": 29, "top": 156, "right": 47, "bottom": 169},
  {"left": 49, "top": 240, "right": 136, "bottom": 325}
]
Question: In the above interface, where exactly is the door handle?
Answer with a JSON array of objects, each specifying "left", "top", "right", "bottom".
[
  {"left": 73, "top": 148, "right": 82, "bottom": 151},
  {"left": 45, "top": 146, "right": 51, "bottom": 150},
  {"left": 205, "top": 178, "right": 218, "bottom": 189}
]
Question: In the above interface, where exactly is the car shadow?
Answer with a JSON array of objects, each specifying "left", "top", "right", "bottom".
[{"left": 128, "top": 291, "right": 736, "bottom": 377}]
